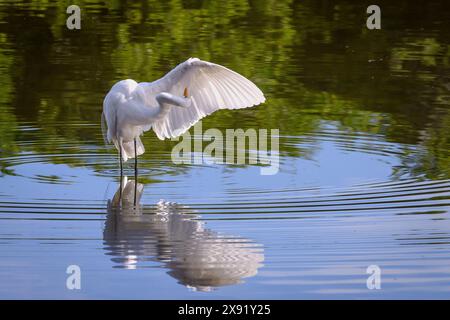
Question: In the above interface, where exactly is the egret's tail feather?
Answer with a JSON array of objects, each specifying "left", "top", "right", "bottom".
[{"left": 121, "top": 136, "right": 145, "bottom": 162}]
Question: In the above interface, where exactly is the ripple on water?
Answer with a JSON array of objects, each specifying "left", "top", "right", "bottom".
[{"left": 0, "top": 121, "right": 449, "bottom": 298}]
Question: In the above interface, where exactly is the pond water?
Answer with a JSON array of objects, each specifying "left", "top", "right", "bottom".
[{"left": 0, "top": 1, "right": 449, "bottom": 299}]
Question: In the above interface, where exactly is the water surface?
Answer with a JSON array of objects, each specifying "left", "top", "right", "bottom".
[{"left": 0, "top": 0, "right": 449, "bottom": 299}]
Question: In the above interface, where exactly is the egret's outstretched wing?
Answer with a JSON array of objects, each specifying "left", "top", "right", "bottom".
[{"left": 149, "top": 58, "right": 265, "bottom": 140}]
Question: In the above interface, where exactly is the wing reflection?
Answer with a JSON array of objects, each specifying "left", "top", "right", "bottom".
[{"left": 103, "top": 177, "right": 264, "bottom": 292}]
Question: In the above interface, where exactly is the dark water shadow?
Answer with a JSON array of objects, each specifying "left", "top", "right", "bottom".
[{"left": 103, "top": 177, "right": 264, "bottom": 292}]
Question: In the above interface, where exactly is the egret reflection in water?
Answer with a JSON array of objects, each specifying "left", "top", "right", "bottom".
[{"left": 103, "top": 177, "right": 265, "bottom": 291}]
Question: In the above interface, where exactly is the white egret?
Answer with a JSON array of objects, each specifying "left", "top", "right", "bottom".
[{"left": 102, "top": 57, "right": 265, "bottom": 180}]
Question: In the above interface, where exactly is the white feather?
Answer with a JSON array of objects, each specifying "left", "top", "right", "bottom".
[{"left": 138, "top": 58, "right": 265, "bottom": 139}]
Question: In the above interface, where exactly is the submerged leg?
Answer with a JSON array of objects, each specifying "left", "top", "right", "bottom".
[
  {"left": 134, "top": 138, "right": 138, "bottom": 206},
  {"left": 119, "top": 149, "right": 123, "bottom": 177}
]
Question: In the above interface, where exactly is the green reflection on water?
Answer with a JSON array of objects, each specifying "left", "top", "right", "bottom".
[{"left": 0, "top": 0, "right": 448, "bottom": 179}]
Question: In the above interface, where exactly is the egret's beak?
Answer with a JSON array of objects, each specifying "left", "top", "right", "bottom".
[{"left": 184, "top": 87, "right": 188, "bottom": 98}]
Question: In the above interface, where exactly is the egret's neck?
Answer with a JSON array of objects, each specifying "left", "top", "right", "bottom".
[
  {"left": 154, "top": 102, "right": 172, "bottom": 121},
  {"left": 129, "top": 91, "right": 188, "bottom": 126}
]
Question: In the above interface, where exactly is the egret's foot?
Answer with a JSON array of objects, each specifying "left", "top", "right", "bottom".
[{"left": 183, "top": 87, "right": 189, "bottom": 98}]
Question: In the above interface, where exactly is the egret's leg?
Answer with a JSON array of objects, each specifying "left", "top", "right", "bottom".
[
  {"left": 119, "top": 146, "right": 123, "bottom": 205},
  {"left": 119, "top": 149, "right": 123, "bottom": 177},
  {"left": 134, "top": 138, "right": 138, "bottom": 206}
]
